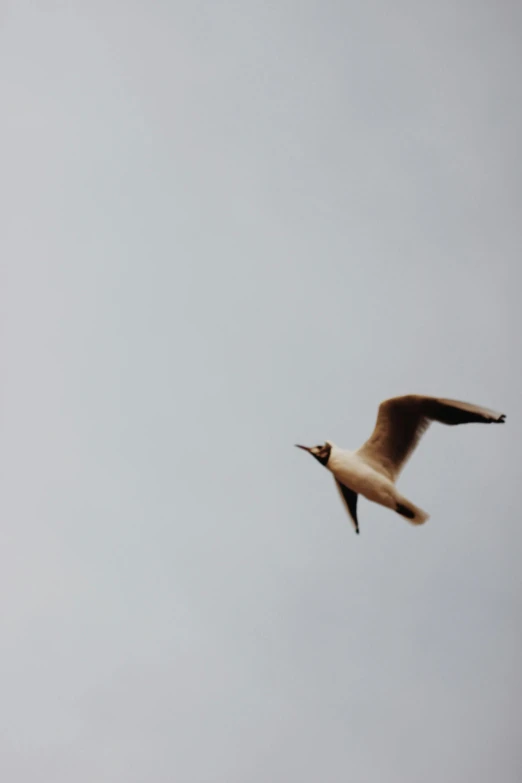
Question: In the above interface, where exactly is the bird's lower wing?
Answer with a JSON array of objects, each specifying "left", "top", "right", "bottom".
[{"left": 335, "top": 480, "right": 359, "bottom": 534}]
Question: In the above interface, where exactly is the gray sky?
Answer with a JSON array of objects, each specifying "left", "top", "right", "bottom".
[{"left": 1, "top": 1, "right": 521, "bottom": 781}]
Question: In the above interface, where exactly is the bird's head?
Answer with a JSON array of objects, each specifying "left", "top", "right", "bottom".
[{"left": 295, "top": 441, "right": 333, "bottom": 467}]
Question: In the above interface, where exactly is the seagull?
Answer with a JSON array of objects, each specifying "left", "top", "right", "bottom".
[{"left": 296, "top": 395, "right": 505, "bottom": 534}]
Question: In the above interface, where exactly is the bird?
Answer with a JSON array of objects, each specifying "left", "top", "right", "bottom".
[{"left": 295, "top": 395, "right": 505, "bottom": 534}]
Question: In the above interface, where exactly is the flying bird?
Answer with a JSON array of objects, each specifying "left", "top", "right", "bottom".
[{"left": 296, "top": 395, "right": 505, "bottom": 534}]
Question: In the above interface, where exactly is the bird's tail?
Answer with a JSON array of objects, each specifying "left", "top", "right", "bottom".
[{"left": 395, "top": 497, "right": 430, "bottom": 525}]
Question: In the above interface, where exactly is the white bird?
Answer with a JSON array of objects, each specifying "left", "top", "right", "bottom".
[{"left": 296, "top": 395, "right": 505, "bottom": 534}]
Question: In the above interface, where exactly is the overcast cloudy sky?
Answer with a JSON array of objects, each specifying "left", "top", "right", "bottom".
[{"left": 1, "top": 1, "right": 521, "bottom": 781}]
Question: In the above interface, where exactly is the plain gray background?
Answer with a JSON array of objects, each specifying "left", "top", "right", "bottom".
[{"left": 1, "top": 1, "right": 521, "bottom": 781}]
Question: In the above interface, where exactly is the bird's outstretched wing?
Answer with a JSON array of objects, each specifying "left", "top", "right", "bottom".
[
  {"left": 356, "top": 395, "right": 505, "bottom": 481},
  {"left": 335, "top": 480, "right": 359, "bottom": 534}
]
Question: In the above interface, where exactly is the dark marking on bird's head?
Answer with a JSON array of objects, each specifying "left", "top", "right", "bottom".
[{"left": 295, "top": 441, "right": 332, "bottom": 467}]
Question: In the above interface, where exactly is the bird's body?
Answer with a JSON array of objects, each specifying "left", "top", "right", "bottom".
[
  {"left": 296, "top": 394, "right": 505, "bottom": 534},
  {"left": 329, "top": 447, "right": 395, "bottom": 508},
  {"left": 328, "top": 445, "right": 429, "bottom": 527}
]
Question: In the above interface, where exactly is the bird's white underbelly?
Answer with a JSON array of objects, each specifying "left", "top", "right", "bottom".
[{"left": 328, "top": 452, "right": 396, "bottom": 508}]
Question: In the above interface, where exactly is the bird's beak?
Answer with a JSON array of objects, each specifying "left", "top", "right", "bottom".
[{"left": 295, "top": 444, "right": 312, "bottom": 452}]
